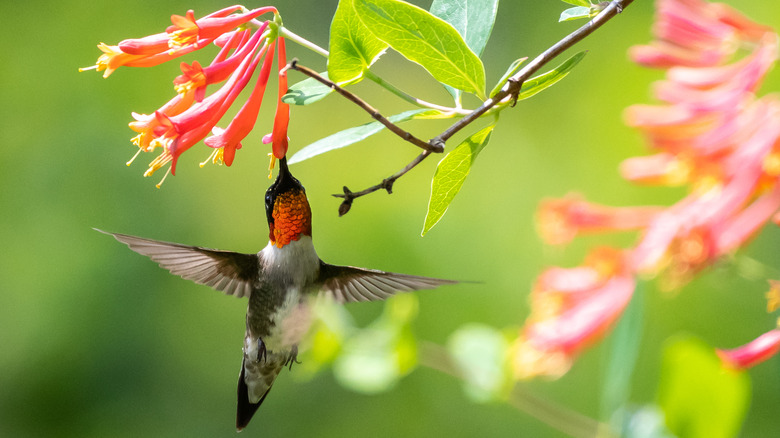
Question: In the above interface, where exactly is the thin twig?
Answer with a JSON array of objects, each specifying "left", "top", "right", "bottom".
[
  {"left": 305, "top": 0, "right": 634, "bottom": 214},
  {"left": 333, "top": 151, "right": 430, "bottom": 216},
  {"left": 418, "top": 342, "right": 609, "bottom": 438},
  {"left": 434, "top": 0, "right": 634, "bottom": 144},
  {"left": 287, "top": 60, "right": 443, "bottom": 154}
]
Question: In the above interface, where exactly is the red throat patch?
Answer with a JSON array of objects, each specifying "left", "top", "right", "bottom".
[{"left": 270, "top": 189, "right": 312, "bottom": 247}]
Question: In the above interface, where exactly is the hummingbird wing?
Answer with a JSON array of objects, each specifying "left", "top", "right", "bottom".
[
  {"left": 318, "top": 262, "right": 457, "bottom": 303},
  {"left": 97, "top": 229, "right": 259, "bottom": 298}
]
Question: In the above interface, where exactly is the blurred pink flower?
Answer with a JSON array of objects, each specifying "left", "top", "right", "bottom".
[
  {"left": 717, "top": 329, "right": 780, "bottom": 370},
  {"left": 519, "top": 0, "right": 780, "bottom": 380},
  {"left": 513, "top": 248, "right": 634, "bottom": 379},
  {"left": 537, "top": 194, "right": 663, "bottom": 245}
]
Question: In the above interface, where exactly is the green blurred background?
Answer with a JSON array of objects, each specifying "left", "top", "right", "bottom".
[{"left": 2, "top": 0, "right": 780, "bottom": 436}]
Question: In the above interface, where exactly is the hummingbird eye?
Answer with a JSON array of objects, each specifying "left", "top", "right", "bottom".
[{"left": 265, "top": 193, "right": 273, "bottom": 210}]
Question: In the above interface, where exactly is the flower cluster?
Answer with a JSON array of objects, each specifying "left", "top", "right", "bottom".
[
  {"left": 81, "top": 6, "right": 290, "bottom": 186},
  {"left": 513, "top": 0, "right": 780, "bottom": 378}
]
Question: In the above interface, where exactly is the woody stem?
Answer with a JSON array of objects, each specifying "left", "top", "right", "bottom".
[{"left": 328, "top": 0, "right": 635, "bottom": 215}]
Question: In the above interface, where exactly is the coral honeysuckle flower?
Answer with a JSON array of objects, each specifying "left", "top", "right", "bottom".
[
  {"left": 81, "top": 41, "right": 208, "bottom": 78},
  {"left": 164, "top": 39, "right": 269, "bottom": 174},
  {"left": 125, "top": 30, "right": 266, "bottom": 178},
  {"left": 204, "top": 41, "right": 276, "bottom": 166},
  {"left": 619, "top": 152, "right": 693, "bottom": 185},
  {"left": 118, "top": 32, "right": 172, "bottom": 56},
  {"left": 85, "top": 5, "right": 297, "bottom": 185},
  {"left": 128, "top": 90, "right": 197, "bottom": 152},
  {"left": 173, "top": 30, "right": 247, "bottom": 100},
  {"left": 536, "top": 194, "right": 663, "bottom": 245},
  {"left": 717, "top": 329, "right": 780, "bottom": 370},
  {"left": 270, "top": 37, "right": 289, "bottom": 160},
  {"left": 520, "top": 0, "right": 780, "bottom": 380},
  {"left": 629, "top": 171, "right": 768, "bottom": 278},
  {"left": 167, "top": 6, "right": 277, "bottom": 50},
  {"left": 512, "top": 248, "right": 635, "bottom": 379},
  {"left": 629, "top": 0, "right": 771, "bottom": 68},
  {"left": 173, "top": 28, "right": 262, "bottom": 102}
]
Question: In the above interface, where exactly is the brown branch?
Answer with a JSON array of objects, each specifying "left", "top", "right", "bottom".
[
  {"left": 295, "top": 0, "right": 634, "bottom": 215},
  {"left": 434, "top": 0, "right": 634, "bottom": 144},
  {"left": 333, "top": 151, "right": 430, "bottom": 216},
  {"left": 286, "top": 60, "right": 444, "bottom": 154}
]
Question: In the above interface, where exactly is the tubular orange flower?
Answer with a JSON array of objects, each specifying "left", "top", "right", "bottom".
[
  {"left": 165, "top": 38, "right": 269, "bottom": 174},
  {"left": 536, "top": 194, "right": 663, "bottom": 245},
  {"left": 521, "top": 0, "right": 780, "bottom": 380},
  {"left": 270, "top": 36, "right": 290, "bottom": 160},
  {"left": 118, "top": 32, "right": 171, "bottom": 56},
  {"left": 128, "top": 90, "right": 196, "bottom": 152},
  {"left": 167, "top": 6, "right": 277, "bottom": 50},
  {"left": 205, "top": 41, "right": 276, "bottom": 166},
  {"left": 82, "top": 36, "right": 215, "bottom": 78},
  {"left": 512, "top": 248, "right": 634, "bottom": 379},
  {"left": 173, "top": 29, "right": 254, "bottom": 101},
  {"left": 85, "top": 5, "right": 298, "bottom": 184}
]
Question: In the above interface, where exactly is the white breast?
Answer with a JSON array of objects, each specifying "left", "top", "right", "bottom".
[
  {"left": 259, "top": 235, "right": 321, "bottom": 285},
  {"left": 257, "top": 235, "right": 320, "bottom": 350}
]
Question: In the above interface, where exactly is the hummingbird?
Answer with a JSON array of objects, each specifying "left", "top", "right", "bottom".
[{"left": 98, "top": 157, "right": 456, "bottom": 431}]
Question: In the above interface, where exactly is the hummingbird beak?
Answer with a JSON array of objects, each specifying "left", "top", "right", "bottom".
[
  {"left": 264, "top": 157, "right": 306, "bottom": 227},
  {"left": 277, "top": 156, "right": 292, "bottom": 182},
  {"left": 270, "top": 157, "right": 301, "bottom": 193}
]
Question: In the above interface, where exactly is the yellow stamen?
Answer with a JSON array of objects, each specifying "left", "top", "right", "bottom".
[
  {"left": 766, "top": 280, "right": 780, "bottom": 313},
  {"left": 268, "top": 153, "right": 276, "bottom": 179},
  {"left": 200, "top": 148, "right": 223, "bottom": 167},
  {"left": 126, "top": 147, "right": 144, "bottom": 166},
  {"left": 174, "top": 82, "right": 194, "bottom": 95},
  {"left": 763, "top": 151, "right": 780, "bottom": 177},
  {"left": 144, "top": 150, "right": 173, "bottom": 177},
  {"left": 155, "top": 167, "right": 171, "bottom": 189},
  {"left": 664, "top": 158, "right": 691, "bottom": 186}
]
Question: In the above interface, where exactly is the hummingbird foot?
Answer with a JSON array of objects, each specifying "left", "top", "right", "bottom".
[
  {"left": 257, "top": 338, "right": 268, "bottom": 363},
  {"left": 284, "top": 345, "right": 301, "bottom": 370}
]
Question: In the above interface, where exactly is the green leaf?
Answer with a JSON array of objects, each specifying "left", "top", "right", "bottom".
[
  {"left": 601, "top": 283, "right": 644, "bottom": 426},
  {"left": 430, "top": 0, "right": 499, "bottom": 101},
  {"left": 560, "top": 6, "right": 597, "bottom": 22},
  {"left": 282, "top": 73, "right": 334, "bottom": 106},
  {"left": 619, "top": 406, "right": 676, "bottom": 438},
  {"left": 298, "top": 299, "right": 356, "bottom": 377},
  {"left": 658, "top": 336, "right": 751, "bottom": 438},
  {"left": 332, "top": 295, "right": 419, "bottom": 394},
  {"left": 333, "top": 327, "right": 400, "bottom": 393},
  {"left": 515, "top": 51, "right": 586, "bottom": 102},
  {"left": 446, "top": 324, "right": 509, "bottom": 403},
  {"left": 430, "top": 0, "right": 497, "bottom": 57},
  {"left": 328, "top": 0, "right": 388, "bottom": 84},
  {"left": 422, "top": 124, "right": 494, "bottom": 235},
  {"left": 489, "top": 57, "right": 527, "bottom": 98},
  {"left": 353, "top": 0, "right": 486, "bottom": 97},
  {"left": 288, "top": 109, "right": 436, "bottom": 164},
  {"left": 560, "top": 0, "right": 591, "bottom": 7}
]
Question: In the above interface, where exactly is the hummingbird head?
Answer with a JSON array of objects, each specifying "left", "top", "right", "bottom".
[{"left": 265, "top": 157, "right": 312, "bottom": 248}]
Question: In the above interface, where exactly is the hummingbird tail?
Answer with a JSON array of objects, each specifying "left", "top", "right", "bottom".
[
  {"left": 236, "top": 356, "right": 282, "bottom": 431},
  {"left": 236, "top": 364, "right": 267, "bottom": 431}
]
